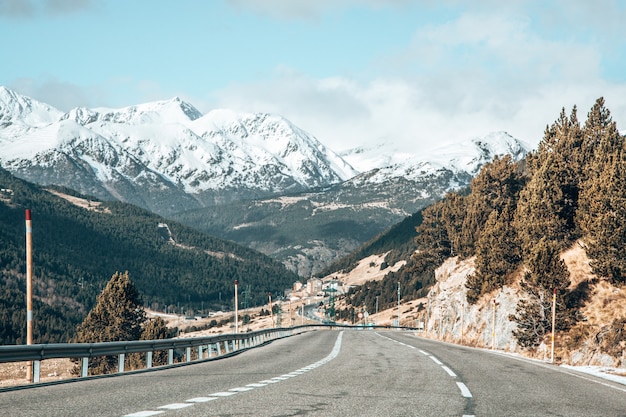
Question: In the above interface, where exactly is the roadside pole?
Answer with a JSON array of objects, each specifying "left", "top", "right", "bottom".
[
  {"left": 234, "top": 280, "right": 238, "bottom": 335},
  {"left": 397, "top": 282, "right": 401, "bottom": 327},
  {"left": 25, "top": 209, "right": 33, "bottom": 383},
  {"left": 268, "top": 293, "right": 274, "bottom": 328},
  {"left": 551, "top": 288, "right": 556, "bottom": 363},
  {"left": 492, "top": 298, "right": 497, "bottom": 350}
]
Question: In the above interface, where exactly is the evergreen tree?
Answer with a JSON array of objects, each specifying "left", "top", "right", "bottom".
[
  {"left": 516, "top": 106, "right": 582, "bottom": 257},
  {"left": 73, "top": 271, "right": 146, "bottom": 375},
  {"left": 462, "top": 156, "right": 525, "bottom": 303},
  {"left": 461, "top": 156, "right": 525, "bottom": 256},
  {"left": 581, "top": 148, "right": 626, "bottom": 283},
  {"left": 513, "top": 238, "right": 572, "bottom": 348},
  {"left": 576, "top": 97, "right": 626, "bottom": 283},
  {"left": 129, "top": 316, "right": 174, "bottom": 368},
  {"left": 466, "top": 203, "right": 521, "bottom": 303}
]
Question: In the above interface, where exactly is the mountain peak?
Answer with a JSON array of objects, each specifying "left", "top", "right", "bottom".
[{"left": 0, "top": 86, "right": 62, "bottom": 127}]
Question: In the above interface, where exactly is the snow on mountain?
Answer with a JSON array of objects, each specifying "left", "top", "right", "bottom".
[
  {"left": 342, "top": 131, "right": 529, "bottom": 186},
  {"left": 0, "top": 87, "right": 358, "bottom": 212}
]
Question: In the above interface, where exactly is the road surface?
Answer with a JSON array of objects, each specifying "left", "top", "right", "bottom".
[{"left": 1, "top": 330, "right": 625, "bottom": 416}]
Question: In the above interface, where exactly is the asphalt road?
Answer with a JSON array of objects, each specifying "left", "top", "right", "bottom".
[{"left": 1, "top": 330, "right": 625, "bottom": 417}]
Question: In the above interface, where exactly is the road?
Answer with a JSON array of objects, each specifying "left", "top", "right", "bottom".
[{"left": 1, "top": 330, "right": 625, "bottom": 416}]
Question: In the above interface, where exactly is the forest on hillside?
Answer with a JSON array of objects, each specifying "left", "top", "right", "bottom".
[
  {"left": 0, "top": 169, "right": 299, "bottom": 344},
  {"left": 341, "top": 98, "right": 626, "bottom": 350}
]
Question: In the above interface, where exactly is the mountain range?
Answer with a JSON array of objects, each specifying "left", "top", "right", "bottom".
[{"left": 0, "top": 86, "right": 530, "bottom": 275}]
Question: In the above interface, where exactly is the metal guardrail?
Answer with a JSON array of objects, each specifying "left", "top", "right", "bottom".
[{"left": 0, "top": 324, "right": 415, "bottom": 384}]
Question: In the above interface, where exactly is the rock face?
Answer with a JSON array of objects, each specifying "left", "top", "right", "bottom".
[
  {"left": 420, "top": 256, "right": 519, "bottom": 353},
  {"left": 418, "top": 246, "right": 626, "bottom": 367}
]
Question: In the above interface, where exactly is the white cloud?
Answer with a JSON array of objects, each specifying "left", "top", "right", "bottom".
[
  {"left": 207, "top": 6, "right": 626, "bottom": 152},
  {"left": 225, "top": 0, "right": 410, "bottom": 20}
]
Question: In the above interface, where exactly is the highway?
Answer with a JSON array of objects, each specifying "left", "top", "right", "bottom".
[{"left": 1, "top": 330, "right": 625, "bottom": 416}]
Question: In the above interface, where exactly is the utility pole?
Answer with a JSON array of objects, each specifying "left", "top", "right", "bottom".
[{"left": 25, "top": 209, "right": 33, "bottom": 383}]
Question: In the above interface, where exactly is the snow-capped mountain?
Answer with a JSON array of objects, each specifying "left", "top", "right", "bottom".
[
  {"left": 341, "top": 131, "right": 528, "bottom": 186},
  {"left": 0, "top": 87, "right": 357, "bottom": 214},
  {"left": 0, "top": 86, "right": 530, "bottom": 276}
]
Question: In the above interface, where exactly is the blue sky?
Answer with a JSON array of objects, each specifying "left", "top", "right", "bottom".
[{"left": 2, "top": 0, "right": 626, "bottom": 152}]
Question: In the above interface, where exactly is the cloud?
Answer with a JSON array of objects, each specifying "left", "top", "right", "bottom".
[
  {"left": 225, "top": 0, "right": 410, "bottom": 20},
  {"left": 10, "top": 78, "right": 97, "bottom": 111},
  {"left": 0, "top": 0, "right": 93, "bottom": 17}
]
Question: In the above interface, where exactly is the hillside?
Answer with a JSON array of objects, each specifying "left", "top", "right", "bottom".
[
  {"left": 329, "top": 98, "right": 626, "bottom": 365},
  {"left": 0, "top": 167, "right": 299, "bottom": 344}
]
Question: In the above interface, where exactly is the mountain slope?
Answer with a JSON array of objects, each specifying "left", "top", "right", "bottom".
[
  {"left": 0, "top": 87, "right": 356, "bottom": 215},
  {"left": 0, "top": 167, "right": 299, "bottom": 344},
  {"left": 173, "top": 133, "right": 528, "bottom": 276}
]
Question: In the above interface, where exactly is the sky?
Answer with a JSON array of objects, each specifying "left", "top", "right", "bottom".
[{"left": 2, "top": 0, "right": 626, "bottom": 153}]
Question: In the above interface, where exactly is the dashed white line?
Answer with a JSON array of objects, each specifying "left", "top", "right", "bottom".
[
  {"left": 229, "top": 387, "right": 254, "bottom": 392},
  {"left": 456, "top": 382, "right": 473, "bottom": 398},
  {"left": 158, "top": 403, "right": 193, "bottom": 410},
  {"left": 186, "top": 397, "right": 217, "bottom": 403},
  {"left": 121, "top": 331, "right": 344, "bottom": 417},
  {"left": 441, "top": 366, "right": 457, "bottom": 377},
  {"left": 209, "top": 391, "right": 237, "bottom": 397},
  {"left": 429, "top": 355, "right": 443, "bottom": 365}
]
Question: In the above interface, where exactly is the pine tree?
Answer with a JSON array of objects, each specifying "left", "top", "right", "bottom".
[
  {"left": 513, "top": 238, "right": 572, "bottom": 348},
  {"left": 129, "top": 316, "right": 174, "bottom": 368},
  {"left": 73, "top": 271, "right": 146, "bottom": 375},
  {"left": 576, "top": 97, "right": 626, "bottom": 283},
  {"left": 467, "top": 203, "right": 521, "bottom": 303},
  {"left": 516, "top": 106, "right": 582, "bottom": 257},
  {"left": 461, "top": 156, "right": 525, "bottom": 303},
  {"left": 581, "top": 148, "right": 626, "bottom": 283}
]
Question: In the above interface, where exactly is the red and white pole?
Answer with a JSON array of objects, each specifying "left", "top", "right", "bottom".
[
  {"left": 234, "top": 280, "right": 239, "bottom": 335},
  {"left": 25, "top": 209, "right": 33, "bottom": 383},
  {"left": 551, "top": 288, "right": 557, "bottom": 363}
]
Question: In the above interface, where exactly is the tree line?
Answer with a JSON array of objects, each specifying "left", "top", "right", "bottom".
[
  {"left": 341, "top": 98, "right": 626, "bottom": 349},
  {"left": 0, "top": 168, "right": 299, "bottom": 345}
]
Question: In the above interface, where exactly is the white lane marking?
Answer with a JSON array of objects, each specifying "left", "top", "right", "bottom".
[
  {"left": 229, "top": 387, "right": 254, "bottom": 392},
  {"left": 418, "top": 349, "right": 429, "bottom": 355},
  {"left": 209, "top": 391, "right": 237, "bottom": 397},
  {"left": 441, "top": 366, "right": 457, "bottom": 377},
  {"left": 186, "top": 397, "right": 217, "bottom": 403},
  {"left": 122, "top": 332, "right": 344, "bottom": 417},
  {"left": 463, "top": 415, "right": 476, "bottom": 417},
  {"left": 157, "top": 403, "right": 193, "bottom": 410},
  {"left": 456, "top": 382, "right": 473, "bottom": 398},
  {"left": 429, "top": 355, "right": 443, "bottom": 365}
]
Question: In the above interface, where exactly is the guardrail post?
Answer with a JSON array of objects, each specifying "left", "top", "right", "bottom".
[
  {"left": 208, "top": 344, "right": 213, "bottom": 357},
  {"left": 186, "top": 347, "right": 191, "bottom": 363},
  {"left": 33, "top": 360, "right": 41, "bottom": 383},
  {"left": 146, "top": 351, "right": 153, "bottom": 369},
  {"left": 216, "top": 343, "right": 222, "bottom": 356},
  {"left": 224, "top": 341, "right": 230, "bottom": 354},
  {"left": 168, "top": 349, "right": 174, "bottom": 365},
  {"left": 118, "top": 353, "right": 125, "bottom": 373},
  {"left": 81, "top": 357, "right": 88, "bottom": 377},
  {"left": 232, "top": 340, "right": 236, "bottom": 351},
  {"left": 198, "top": 345, "right": 203, "bottom": 359}
]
